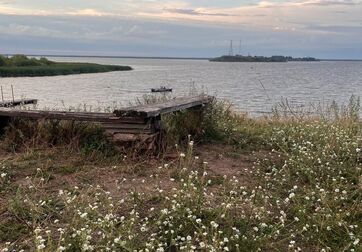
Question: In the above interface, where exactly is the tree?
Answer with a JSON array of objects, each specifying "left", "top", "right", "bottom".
[{"left": 10, "top": 54, "right": 41, "bottom": 67}]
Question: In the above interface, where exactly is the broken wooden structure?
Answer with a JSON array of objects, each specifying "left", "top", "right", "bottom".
[
  {"left": 0, "top": 98, "right": 38, "bottom": 107},
  {"left": 0, "top": 95, "right": 214, "bottom": 150}
]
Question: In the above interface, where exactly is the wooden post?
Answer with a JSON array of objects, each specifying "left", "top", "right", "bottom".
[
  {"left": 0, "top": 86, "right": 3, "bottom": 102},
  {"left": 11, "top": 85, "right": 14, "bottom": 103}
]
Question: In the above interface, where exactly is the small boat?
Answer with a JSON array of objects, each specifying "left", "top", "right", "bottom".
[{"left": 151, "top": 86, "right": 173, "bottom": 93}]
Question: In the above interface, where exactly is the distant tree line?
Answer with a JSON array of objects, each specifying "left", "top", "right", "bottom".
[
  {"left": 210, "top": 55, "right": 320, "bottom": 63},
  {"left": 0, "top": 54, "right": 132, "bottom": 77},
  {"left": 0, "top": 54, "right": 53, "bottom": 67}
]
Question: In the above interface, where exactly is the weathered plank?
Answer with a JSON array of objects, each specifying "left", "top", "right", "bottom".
[
  {"left": 105, "top": 128, "right": 153, "bottom": 135},
  {"left": 0, "top": 95, "right": 214, "bottom": 137},
  {"left": 0, "top": 99, "right": 38, "bottom": 107},
  {"left": 100, "top": 122, "right": 152, "bottom": 130},
  {"left": 114, "top": 95, "right": 214, "bottom": 118},
  {"left": 0, "top": 108, "right": 145, "bottom": 124}
]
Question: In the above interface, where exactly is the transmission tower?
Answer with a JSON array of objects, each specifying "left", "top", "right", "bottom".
[
  {"left": 228, "top": 40, "right": 234, "bottom": 56},
  {"left": 238, "top": 40, "right": 242, "bottom": 55}
]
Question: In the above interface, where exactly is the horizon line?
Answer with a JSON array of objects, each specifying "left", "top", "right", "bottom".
[{"left": 3, "top": 53, "right": 362, "bottom": 62}]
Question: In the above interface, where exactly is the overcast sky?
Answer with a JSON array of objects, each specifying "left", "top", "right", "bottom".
[{"left": 0, "top": 0, "right": 361, "bottom": 59}]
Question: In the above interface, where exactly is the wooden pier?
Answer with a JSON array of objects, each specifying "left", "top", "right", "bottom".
[
  {"left": 0, "top": 95, "right": 213, "bottom": 137},
  {"left": 114, "top": 95, "right": 213, "bottom": 118},
  {"left": 0, "top": 98, "right": 38, "bottom": 107}
]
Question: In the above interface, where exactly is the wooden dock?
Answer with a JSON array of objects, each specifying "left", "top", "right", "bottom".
[
  {"left": 114, "top": 95, "right": 213, "bottom": 118},
  {"left": 0, "top": 95, "right": 213, "bottom": 136},
  {"left": 0, "top": 98, "right": 38, "bottom": 107}
]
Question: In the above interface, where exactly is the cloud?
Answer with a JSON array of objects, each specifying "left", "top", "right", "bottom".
[
  {"left": 297, "top": 0, "right": 361, "bottom": 6},
  {"left": 305, "top": 24, "right": 362, "bottom": 33},
  {"left": 163, "top": 8, "right": 234, "bottom": 17},
  {"left": 0, "top": 1, "right": 362, "bottom": 58},
  {"left": 0, "top": 23, "right": 68, "bottom": 38},
  {"left": 255, "top": 0, "right": 361, "bottom": 8},
  {"left": 1, "top": 13, "right": 362, "bottom": 59},
  {"left": 66, "top": 8, "right": 108, "bottom": 17}
]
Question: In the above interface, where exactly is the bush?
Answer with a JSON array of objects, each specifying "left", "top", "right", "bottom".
[
  {"left": 8, "top": 54, "right": 41, "bottom": 67},
  {"left": 0, "top": 55, "right": 7, "bottom": 66},
  {"left": 201, "top": 100, "right": 270, "bottom": 149}
]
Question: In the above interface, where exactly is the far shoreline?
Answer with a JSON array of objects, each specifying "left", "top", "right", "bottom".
[
  {"left": 0, "top": 55, "right": 132, "bottom": 78},
  {"left": 7, "top": 54, "right": 362, "bottom": 62}
]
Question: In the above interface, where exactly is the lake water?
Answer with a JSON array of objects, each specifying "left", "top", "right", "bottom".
[{"left": 1, "top": 57, "right": 361, "bottom": 115}]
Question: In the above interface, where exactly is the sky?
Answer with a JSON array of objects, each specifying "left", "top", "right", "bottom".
[{"left": 0, "top": 0, "right": 361, "bottom": 59}]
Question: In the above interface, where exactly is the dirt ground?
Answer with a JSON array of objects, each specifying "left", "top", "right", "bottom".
[{"left": 0, "top": 143, "right": 258, "bottom": 206}]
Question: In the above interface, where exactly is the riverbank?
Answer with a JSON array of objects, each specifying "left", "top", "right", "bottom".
[
  {"left": 0, "top": 98, "right": 361, "bottom": 251},
  {"left": 0, "top": 55, "right": 132, "bottom": 77}
]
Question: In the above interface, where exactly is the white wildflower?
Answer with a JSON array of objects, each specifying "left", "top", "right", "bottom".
[{"left": 80, "top": 212, "right": 88, "bottom": 218}]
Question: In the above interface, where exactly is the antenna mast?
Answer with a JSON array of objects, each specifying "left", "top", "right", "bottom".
[
  {"left": 238, "top": 40, "right": 242, "bottom": 55},
  {"left": 228, "top": 40, "right": 234, "bottom": 56}
]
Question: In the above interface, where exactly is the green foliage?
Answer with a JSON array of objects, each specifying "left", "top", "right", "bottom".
[
  {"left": 0, "top": 54, "right": 132, "bottom": 77},
  {"left": 0, "top": 63, "right": 132, "bottom": 77},
  {"left": 0, "top": 218, "right": 28, "bottom": 243},
  {"left": 9, "top": 54, "right": 41, "bottom": 67},
  {"left": 272, "top": 95, "right": 360, "bottom": 121},
  {"left": 0, "top": 55, "right": 7, "bottom": 66},
  {"left": 259, "top": 118, "right": 362, "bottom": 250},
  {"left": 201, "top": 100, "right": 270, "bottom": 149},
  {"left": 1, "top": 119, "right": 116, "bottom": 155},
  {"left": 163, "top": 109, "right": 205, "bottom": 145},
  {"left": 134, "top": 94, "right": 206, "bottom": 147},
  {"left": 38, "top": 57, "right": 54, "bottom": 66}
]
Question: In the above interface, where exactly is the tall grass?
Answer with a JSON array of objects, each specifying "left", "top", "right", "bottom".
[
  {"left": 0, "top": 54, "right": 131, "bottom": 77},
  {"left": 272, "top": 95, "right": 361, "bottom": 121},
  {"left": 1, "top": 119, "right": 115, "bottom": 156},
  {"left": 0, "top": 63, "right": 132, "bottom": 77},
  {"left": 0, "top": 97, "right": 361, "bottom": 251}
]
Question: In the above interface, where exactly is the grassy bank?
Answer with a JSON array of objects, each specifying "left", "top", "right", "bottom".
[
  {"left": 0, "top": 55, "right": 132, "bottom": 77},
  {"left": 0, "top": 97, "right": 361, "bottom": 251}
]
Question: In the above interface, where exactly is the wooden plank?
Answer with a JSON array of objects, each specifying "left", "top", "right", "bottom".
[
  {"left": 105, "top": 128, "right": 153, "bottom": 135},
  {"left": 0, "top": 108, "right": 145, "bottom": 124},
  {"left": 0, "top": 99, "right": 38, "bottom": 107},
  {"left": 100, "top": 122, "right": 152, "bottom": 130},
  {"left": 0, "top": 95, "right": 213, "bottom": 136},
  {"left": 114, "top": 95, "right": 213, "bottom": 118}
]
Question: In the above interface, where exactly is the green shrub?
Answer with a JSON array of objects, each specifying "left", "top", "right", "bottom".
[
  {"left": 0, "top": 55, "right": 7, "bottom": 66},
  {"left": 8, "top": 54, "right": 41, "bottom": 67},
  {"left": 201, "top": 100, "right": 270, "bottom": 149}
]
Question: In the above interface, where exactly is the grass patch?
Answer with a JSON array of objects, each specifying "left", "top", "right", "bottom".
[
  {"left": 0, "top": 218, "right": 28, "bottom": 243},
  {"left": 201, "top": 99, "right": 272, "bottom": 150},
  {"left": 1, "top": 119, "right": 116, "bottom": 156}
]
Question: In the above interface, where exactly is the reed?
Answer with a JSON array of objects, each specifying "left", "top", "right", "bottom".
[{"left": 0, "top": 54, "right": 132, "bottom": 77}]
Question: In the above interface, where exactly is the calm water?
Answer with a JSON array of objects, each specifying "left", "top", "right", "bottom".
[{"left": 1, "top": 57, "right": 361, "bottom": 114}]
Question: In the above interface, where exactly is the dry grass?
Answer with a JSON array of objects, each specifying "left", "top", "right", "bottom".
[{"left": 0, "top": 98, "right": 361, "bottom": 251}]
